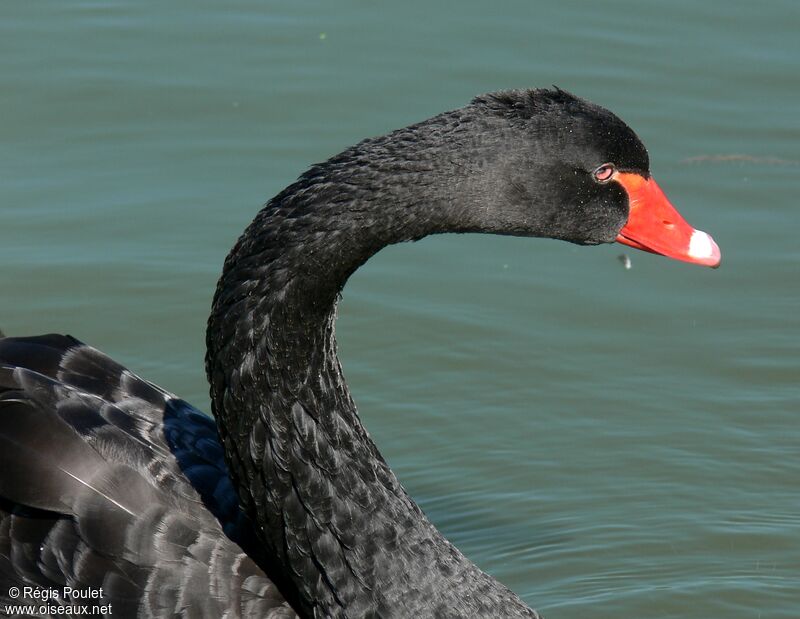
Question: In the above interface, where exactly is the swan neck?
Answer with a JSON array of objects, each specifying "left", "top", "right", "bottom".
[{"left": 206, "top": 117, "right": 537, "bottom": 617}]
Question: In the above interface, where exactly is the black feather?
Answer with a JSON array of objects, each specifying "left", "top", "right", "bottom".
[{"left": 0, "top": 335, "right": 296, "bottom": 617}]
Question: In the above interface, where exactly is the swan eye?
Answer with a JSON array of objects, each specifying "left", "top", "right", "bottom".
[{"left": 593, "top": 163, "right": 616, "bottom": 183}]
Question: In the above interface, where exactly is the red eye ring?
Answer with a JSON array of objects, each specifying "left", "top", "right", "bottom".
[{"left": 593, "top": 163, "right": 616, "bottom": 183}]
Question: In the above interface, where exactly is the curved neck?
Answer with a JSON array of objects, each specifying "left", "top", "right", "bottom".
[{"left": 206, "top": 114, "right": 537, "bottom": 618}]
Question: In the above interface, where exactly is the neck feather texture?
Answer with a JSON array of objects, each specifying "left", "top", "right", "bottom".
[{"left": 206, "top": 109, "right": 539, "bottom": 618}]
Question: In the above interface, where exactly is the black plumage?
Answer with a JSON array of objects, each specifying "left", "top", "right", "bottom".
[
  {"left": 2, "top": 89, "right": 661, "bottom": 618},
  {"left": 0, "top": 335, "right": 294, "bottom": 618}
]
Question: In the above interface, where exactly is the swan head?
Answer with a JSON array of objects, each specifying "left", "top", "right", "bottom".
[{"left": 465, "top": 88, "right": 721, "bottom": 267}]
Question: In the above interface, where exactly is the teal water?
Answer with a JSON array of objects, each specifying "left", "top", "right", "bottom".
[{"left": 2, "top": 1, "right": 798, "bottom": 617}]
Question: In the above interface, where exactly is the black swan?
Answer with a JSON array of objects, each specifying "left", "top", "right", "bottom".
[{"left": 0, "top": 89, "right": 720, "bottom": 619}]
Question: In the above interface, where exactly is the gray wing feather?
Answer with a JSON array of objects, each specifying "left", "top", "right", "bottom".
[{"left": 0, "top": 334, "right": 295, "bottom": 618}]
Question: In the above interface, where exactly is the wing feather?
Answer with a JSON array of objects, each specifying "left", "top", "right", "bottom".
[{"left": 0, "top": 334, "right": 296, "bottom": 618}]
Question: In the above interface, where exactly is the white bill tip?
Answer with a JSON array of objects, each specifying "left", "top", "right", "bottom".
[{"left": 688, "top": 230, "right": 715, "bottom": 259}]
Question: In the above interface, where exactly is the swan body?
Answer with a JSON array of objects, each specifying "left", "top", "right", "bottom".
[
  {"left": 0, "top": 89, "right": 719, "bottom": 618},
  {"left": 0, "top": 334, "right": 294, "bottom": 618}
]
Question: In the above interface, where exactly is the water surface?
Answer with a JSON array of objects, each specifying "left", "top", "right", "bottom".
[{"left": 1, "top": 1, "right": 798, "bottom": 616}]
